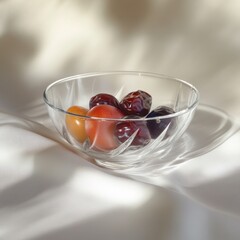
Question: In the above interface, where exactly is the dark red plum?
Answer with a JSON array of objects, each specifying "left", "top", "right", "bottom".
[
  {"left": 89, "top": 93, "right": 120, "bottom": 109},
  {"left": 146, "top": 106, "right": 175, "bottom": 139},
  {"left": 115, "top": 115, "right": 151, "bottom": 146},
  {"left": 119, "top": 90, "right": 152, "bottom": 117}
]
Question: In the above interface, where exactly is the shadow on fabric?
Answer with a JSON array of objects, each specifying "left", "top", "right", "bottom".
[{"left": 107, "top": 104, "right": 240, "bottom": 185}]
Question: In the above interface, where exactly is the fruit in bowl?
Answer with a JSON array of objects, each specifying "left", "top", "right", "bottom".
[
  {"left": 147, "top": 106, "right": 176, "bottom": 139},
  {"left": 43, "top": 72, "right": 199, "bottom": 169},
  {"left": 85, "top": 104, "right": 124, "bottom": 151},
  {"left": 65, "top": 106, "right": 88, "bottom": 143},
  {"left": 119, "top": 90, "right": 152, "bottom": 116},
  {"left": 65, "top": 89, "right": 177, "bottom": 152}
]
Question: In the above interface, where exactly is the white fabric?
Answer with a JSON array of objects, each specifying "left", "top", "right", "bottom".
[{"left": 1, "top": 1, "right": 240, "bottom": 239}]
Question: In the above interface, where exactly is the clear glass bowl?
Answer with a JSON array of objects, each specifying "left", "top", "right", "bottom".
[{"left": 43, "top": 71, "right": 199, "bottom": 169}]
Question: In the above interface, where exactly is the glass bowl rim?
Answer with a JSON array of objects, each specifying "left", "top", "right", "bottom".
[{"left": 43, "top": 71, "right": 200, "bottom": 121}]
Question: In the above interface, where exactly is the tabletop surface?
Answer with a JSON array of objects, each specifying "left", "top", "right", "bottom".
[{"left": 0, "top": 1, "right": 240, "bottom": 240}]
